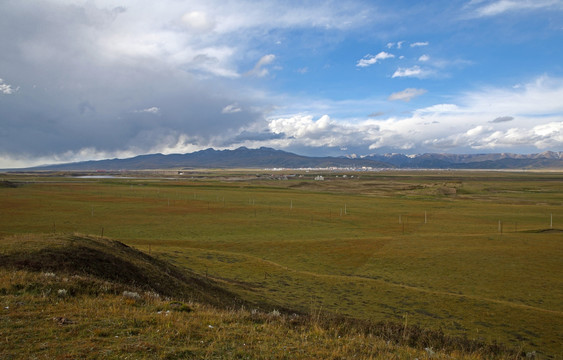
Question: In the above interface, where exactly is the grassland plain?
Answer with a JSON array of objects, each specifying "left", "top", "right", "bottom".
[{"left": 0, "top": 171, "right": 562, "bottom": 358}]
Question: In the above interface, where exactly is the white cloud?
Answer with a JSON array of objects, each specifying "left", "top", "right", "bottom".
[
  {"left": 386, "top": 41, "right": 409, "bottom": 49},
  {"left": 268, "top": 115, "right": 338, "bottom": 147},
  {"left": 356, "top": 52, "right": 395, "bottom": 67},
  {"left": 416, "top": 104, "right": 460, "bottom": 113},
  {"left": 269, "top": 114, "right": 333, "bottom": 138},
  {"left": 93, "top": 1, "right": 378, "bottom": 79},
  {"left": 412, "top": 76, "right": 563, "bottom": 151},
  {"left": 468, "top": 0, "right": 563, "bottom": 17},
  {"left": 264, "top": 113, "right": 428, "bottom": 151},
  {"left": 257, "top": 53, "right": 276, "bottom": 66},
  {"left": 418, "top": 54, "right": 430, "bottom": 62},
  {"left": 187, "top": 49, "right": 241, "bottom": 78},
  {"left": 247, "top": 54, "right": 276, "bottom": 77},
  {"left": 181, "top": 11, "right": 216, "bottom": 33},
  {"left": 410, "top": 41, "right": 429, "bottom": 47},
  {"left": 388, "top": 88, "right": 427, "bottom": 102},
  {"left": 392, "top": 65, "right": 431, "bottom": 78},
  {"left": 427, "top": 122, "right": 562, "bottom": 150},
  {"left": 462, "top": 75, "right": 563, "bottom": 115},
  {"left": 259, "top": 75, "right": 563, "bottom": 154},
  {"left": 208, "top": 1, "right": 375, "bottom": 33},
  {"left": 466, "top": 125, "right": 491, "bottom": 137},
  {"left": 222, "top": 103, "right": 242, "bottom": 114},
  {"left": 0, "top": 146, "right": 142, "bottom": 169},
  {"left": 137, "top": 107, "right": 160, "bottom": 114},
  {"left": 0, "top": 78, "right": 17, "bottom": 94}
]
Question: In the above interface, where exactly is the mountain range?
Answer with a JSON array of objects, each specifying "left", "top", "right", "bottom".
[
  {"left": 360, "top": 151, "right": 563, "bottom": 169},
  {"left": 9, "top": 147, "right": 563, "bottom": 171}
]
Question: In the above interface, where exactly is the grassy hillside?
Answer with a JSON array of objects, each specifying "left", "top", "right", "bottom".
[
  {"left": 1, "top": 171, "right": 561, "bottom": 358},
  {"left": 0, "top": 233, "right": 243, "bottom": 308},
  {"left": 1, "top": 234, "right": 519, "bottom": 359}
]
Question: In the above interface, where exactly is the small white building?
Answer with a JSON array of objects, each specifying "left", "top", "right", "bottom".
[{"left": 314, "top": 175, "right": 324, "bottom": 181}]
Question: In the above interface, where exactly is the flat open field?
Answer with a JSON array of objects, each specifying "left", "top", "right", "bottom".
[{"left": 1, "top": 170, "right": 562, "bottom": 357}]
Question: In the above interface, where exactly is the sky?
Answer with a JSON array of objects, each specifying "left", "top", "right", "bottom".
[{"left": 1, "top": 0, "right": 562, "bottom": 168}]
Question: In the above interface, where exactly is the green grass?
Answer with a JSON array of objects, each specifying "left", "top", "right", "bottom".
[
  {"left": 1, "top": 170, "right": 562, "bottom": 358},
  {"left": 0, "top": 235, "right": 520, "bottom": 359}
]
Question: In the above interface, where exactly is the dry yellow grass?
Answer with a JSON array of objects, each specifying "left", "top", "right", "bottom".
[{"left": 1, "top": 267, "right": 519, "bottom": 359}]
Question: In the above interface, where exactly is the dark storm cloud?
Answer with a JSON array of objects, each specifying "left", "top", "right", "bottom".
[
  {"left": 79, "top": 101, "right": 96, "bottom": 115},
  {"left": 0, "top": 1, "right": 265, "bottom": 161},
  {"left": 490, "top": 116, "right": 514, "bottom": 123}
]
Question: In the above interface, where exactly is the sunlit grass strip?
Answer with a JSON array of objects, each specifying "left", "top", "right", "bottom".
[{"left": 1, "top": 268, "right": 519, "bottom": 359}]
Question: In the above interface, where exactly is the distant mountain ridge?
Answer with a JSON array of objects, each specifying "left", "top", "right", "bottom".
[
  {"left": 10, "top": 148, "right": 563, "bottom": 171},
  {"left": 21, "top": 147, "right": 390, "bottom": 171},
  {"left": 359, "top": 151, "right": 563, "bottom": 169}
]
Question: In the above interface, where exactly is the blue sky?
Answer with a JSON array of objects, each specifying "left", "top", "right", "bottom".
[{"left": 0, "top": 0, "right": 562, "bottom": 167}]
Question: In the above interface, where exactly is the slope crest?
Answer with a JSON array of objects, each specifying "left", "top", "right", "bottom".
[{"left": 0, "top": 234, "right": 240, "bottom": 307}]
